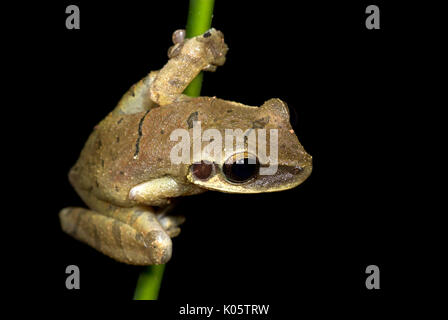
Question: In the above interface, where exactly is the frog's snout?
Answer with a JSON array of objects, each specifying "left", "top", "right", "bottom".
[
  {"left": 292, "top": 152, "right": 313, "bottom": 185},
  {"left": 291, "top": 161, "right": 313, "bottom": 186}
]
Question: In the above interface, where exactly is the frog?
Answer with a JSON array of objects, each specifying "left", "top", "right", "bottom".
[{"left": 59, "top": 28, "right": 312, "bottom": 266}]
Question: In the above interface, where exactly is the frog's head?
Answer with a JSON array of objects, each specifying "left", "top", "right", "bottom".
[{"left": 186, "top": 98, "right": 312, "bottom": 193}]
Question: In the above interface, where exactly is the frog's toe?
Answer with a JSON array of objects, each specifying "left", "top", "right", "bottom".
[
  {"left": 197, "top": 28, "right": 228, "bottom": 66},
  {"left": 167, "top": 43, "right": 183, "bottom": 58},
  {"left": 167, "top": 29, "right": 187, "bottom": 58},
  {"left": 157, "top": 215, "right": 186, "bottom": 238},
  {"left": 172, "top": 29, "right": 186, "bottom": 44},
  {"left": 203, "top": 64, "right": 217, "bottom": 72},
  {"left": 165, "top": 227, "right": 181, "bottom": 238},
  {"left": 144, "top": 230, "right": 172, "bottom": 264}
]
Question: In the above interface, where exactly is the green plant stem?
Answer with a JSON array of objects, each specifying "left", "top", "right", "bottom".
[
  {"left": 184, "top": 0, "right": 215, "bottom": 97},
  {"left": 133, "top": 0, "right": 215, "bottom": 300},
  {"left": 133, "top": 264, "right": 165, "bottom": 300}
]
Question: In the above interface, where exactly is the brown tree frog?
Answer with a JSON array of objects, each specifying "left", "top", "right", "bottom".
[{"left": 59, "top": 29, "right": 312, "bottom": 265}]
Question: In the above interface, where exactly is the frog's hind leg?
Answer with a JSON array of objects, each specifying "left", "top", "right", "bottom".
[{"left": 59, "top": 207, "right": 172, "bottom": 265}]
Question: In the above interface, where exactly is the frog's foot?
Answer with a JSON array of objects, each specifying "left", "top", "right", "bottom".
[
  {"left": 150, "top": 28, "right": 228, "bottom": 106},
  {"left": 157, "top": 214, "right": 186, "bottom": 238},
  {"left": 167, "top": 28, "right": 227, "bottom": 66},
  {"left": 59, "top": 207, "right": 172, "bottom": 266},
  {"left": 155, "top": 203, "right": 186, "bottom": 238}
]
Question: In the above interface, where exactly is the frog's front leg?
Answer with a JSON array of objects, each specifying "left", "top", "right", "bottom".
[
  {"left": 59, "top": 206, "right": 172, "bottom": 265},
  {"left": 149, "top": 28, "right": 228, "bottom": 106}
]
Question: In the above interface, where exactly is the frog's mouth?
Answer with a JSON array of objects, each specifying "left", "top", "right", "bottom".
[{"left": 248, "top": 163, "right": 313, "bottom": 192}]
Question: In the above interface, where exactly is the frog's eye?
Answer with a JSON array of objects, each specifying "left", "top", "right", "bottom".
[
  {"left": 222, "top": 153, "right": 259, "bottom": 183},
  {"left": 191, "top": 161, "right": 215, "bottom": 180}
]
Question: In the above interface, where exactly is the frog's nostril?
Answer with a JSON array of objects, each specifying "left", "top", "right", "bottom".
[{"left": 292, "top": 165, "right": 304, "bottom": 175}]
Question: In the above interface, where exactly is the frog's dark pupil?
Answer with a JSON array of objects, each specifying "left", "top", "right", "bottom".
[
  {"left": 192, "top": 161, "right": 213, "bottom": 180},
  {"left": 223, "top": 157, "right": 259, "bottom": 183}
]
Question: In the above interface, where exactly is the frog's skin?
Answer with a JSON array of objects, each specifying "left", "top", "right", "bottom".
[{"left": 59, "top": 29, "right": 312, "bottom": 265}]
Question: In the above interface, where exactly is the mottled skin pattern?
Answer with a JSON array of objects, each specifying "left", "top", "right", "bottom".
[{"left": 59, "top": 29, "right": 312, "bottom": 265}]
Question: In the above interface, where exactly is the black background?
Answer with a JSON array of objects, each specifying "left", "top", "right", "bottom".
[{"left": 6, "top": 0, "right": 444, "bottom": 313}]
